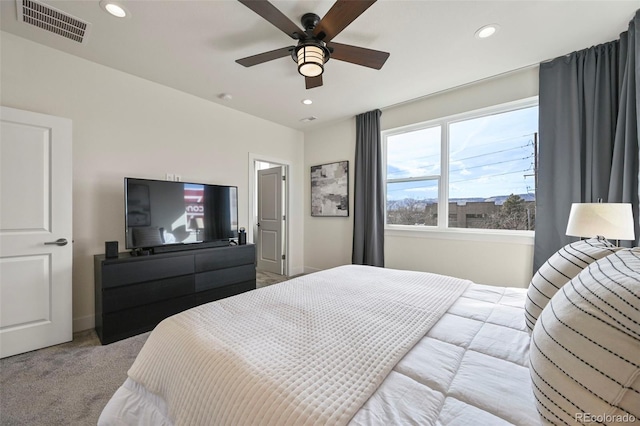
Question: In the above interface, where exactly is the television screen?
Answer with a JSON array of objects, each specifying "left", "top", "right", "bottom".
[{"left": 125, "top": 178, "right": 238, "bottom": 249}]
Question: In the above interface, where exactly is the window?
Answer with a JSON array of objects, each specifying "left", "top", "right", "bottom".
[{"left": 384, "top": 99, "right": 538, "bottom": 232}]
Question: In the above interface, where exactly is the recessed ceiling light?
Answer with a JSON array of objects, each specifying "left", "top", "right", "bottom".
[
  {"left": 475, "top": 24, "right": 500, "bottom": 39},
  {"left": 301, "top": 99, "right": 313, "bottom": 105},
  {"left": 99, "top": 1, "right": 128, "bottom": 18}
]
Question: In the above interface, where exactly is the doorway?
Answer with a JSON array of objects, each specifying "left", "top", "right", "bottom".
[{"left": 248, "top": 154, "right": 290, "bottom": 277}]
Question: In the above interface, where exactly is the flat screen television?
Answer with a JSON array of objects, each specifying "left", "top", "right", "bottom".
[{"left": 124, "top": 177, "right": 238, "bottom": 250}]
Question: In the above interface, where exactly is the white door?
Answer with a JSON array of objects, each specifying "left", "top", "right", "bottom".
[
  {"left": 0, "top": 106, "right": 73, "bottom": 358},
  {"left": 257, "top": 166, "right": 283, "bottom": 274}
]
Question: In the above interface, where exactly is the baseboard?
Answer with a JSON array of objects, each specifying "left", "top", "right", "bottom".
[
  {"left": 288, "top": 265, "right": 305, "bottom": 277},
  {"left": 73, "top": 314, "right": 95, "bottom": 333},
  {"left": 303, "top": 266, "right": 322, "bottom": 275}
]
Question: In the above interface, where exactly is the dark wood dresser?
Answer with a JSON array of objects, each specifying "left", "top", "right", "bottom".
[{"left": 94, "top": 244, "right": 255, "bottom": 344}]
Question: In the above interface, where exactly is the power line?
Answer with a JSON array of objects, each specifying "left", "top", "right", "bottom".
[
  {"left": 388, "top": 151, "right": 534, "bottom": 179},
  {"left": 388, "top": 140, "right": 534, "bottom": 179},
  {"left": 450, "top": 167, "right": 533, "bottom": 184},
  {"left": 449, "top": 154, "right": 534, "bottom": 174},
  {"left": 452, "top": 142, "right": 532, "bottom": 162},
  {"left": 452, "top": 132, "right": 536, "bottom": 149},
  {"left": 387, "top": 167, "right": 534, "bottom": 194},
  {"left": 388, "top": 132, "right": 536, "bottom": 164}
]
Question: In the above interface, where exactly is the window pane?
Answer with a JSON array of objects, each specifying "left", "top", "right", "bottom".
[
  {"left": 387, "top": 126, "right": 441, "bottom": 179},
  {"left": 386, "top": 180, "right": 438, "bottom": 226},
  {"left": 448, "top": 106, "right": 537, "bottom": 230}
]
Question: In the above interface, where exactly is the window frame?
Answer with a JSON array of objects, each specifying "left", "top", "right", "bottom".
[{"left": 382, "top": 96, "right": 538, "bottom": 243}]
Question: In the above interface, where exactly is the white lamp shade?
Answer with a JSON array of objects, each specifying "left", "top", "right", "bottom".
[
  {"left": 297, "top": 45, "right": 324, "bottom": 77},
  {"left": 566, "top": 203, "right": 635, "bottom": 240}
]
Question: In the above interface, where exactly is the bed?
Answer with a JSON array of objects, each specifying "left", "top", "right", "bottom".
[{"left": 98, "top": 244, "right": 640, "bottom": 426}]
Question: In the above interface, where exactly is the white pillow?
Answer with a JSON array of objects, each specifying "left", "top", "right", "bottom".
[
  {"left": 529, "top": 248, "right": 640, "bottom": 425},
  {"left": 525, "top": 237, "right": 618, "bottom": 332}
]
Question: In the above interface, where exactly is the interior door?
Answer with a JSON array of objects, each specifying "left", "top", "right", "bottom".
[
  {"left": 0, "top": 106, "right": 73, "bottom": 358},
  {"left": 256, "top": 166, "right": 283, "bottom": 274}
]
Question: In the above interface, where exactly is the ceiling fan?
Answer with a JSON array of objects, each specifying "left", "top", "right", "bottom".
[{"left": 235, "top": 0, "right": 390, "bottom": 89}]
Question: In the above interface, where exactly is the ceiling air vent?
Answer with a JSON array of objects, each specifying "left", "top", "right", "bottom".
[{"left": 16, "top": 0, "right": 91, "bottom": 44}]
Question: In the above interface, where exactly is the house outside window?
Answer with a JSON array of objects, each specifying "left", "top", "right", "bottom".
[{"left": 384, "top": 98, "right": 538, "bottom": 233}]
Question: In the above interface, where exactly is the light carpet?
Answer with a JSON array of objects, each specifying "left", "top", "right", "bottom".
[
  {"left": 0, "top": 271, "right": 289, "bottom": 426},
  {"left": 0, "top": 329, "right": 148, "bottom": 426}
]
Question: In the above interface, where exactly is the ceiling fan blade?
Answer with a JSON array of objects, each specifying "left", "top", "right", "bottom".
[
  {"left": 236, "top": 46, "right": 294, "bottom": 67},
  {"left": 313, "top": 0, "right": 376, "bottom": 42},
  {"left": 238, "top": 0, "right": 305, "bottom": 39},
  {"left": 327, "top": 42, "right": 389, "bottom": 69},
  {"left": 306, "top": 75, "right": 323, "bottom": 89}
]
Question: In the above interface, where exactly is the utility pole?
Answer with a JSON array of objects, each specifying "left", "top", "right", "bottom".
[
  {"left": 524, "top": 132, "right": 539, "bottom": 194},
  {"left": 522, "top": 132, "right": 538, "bottom": 231},
  {"left": 534, "top": 132, "right": 538, "bottom": 195}
]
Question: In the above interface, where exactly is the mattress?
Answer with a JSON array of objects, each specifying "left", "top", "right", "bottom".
[{"left": 99, "top": 266, "right": 539, "bottom": 426}]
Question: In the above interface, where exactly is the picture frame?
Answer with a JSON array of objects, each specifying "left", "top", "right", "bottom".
[{"left": 310, "top": 161, "right": 349, "bottom": 217}]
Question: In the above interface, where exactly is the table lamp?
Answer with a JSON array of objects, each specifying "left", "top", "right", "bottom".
[{"left": 566, "top": 203, "right": 635, "bottom": 245}]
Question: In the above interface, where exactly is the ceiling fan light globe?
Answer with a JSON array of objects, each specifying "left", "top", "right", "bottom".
[
  {"left": 297, "top": 45, "right": 325, "bottom": 77},
  {"left": 299, "top": 63, "right": 323, "bottom": 77}
]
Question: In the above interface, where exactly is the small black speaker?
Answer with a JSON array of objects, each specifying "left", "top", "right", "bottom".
[
  {"left": 238, "top": 228, "right": 246, "bottom": 245},
  {"left": 105, "top": 241, "right": 118, "bottom": 259}
]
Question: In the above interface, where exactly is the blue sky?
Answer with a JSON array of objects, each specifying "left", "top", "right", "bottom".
[{"left": 387, "top": 106, "right": 538, "bottom": 201}]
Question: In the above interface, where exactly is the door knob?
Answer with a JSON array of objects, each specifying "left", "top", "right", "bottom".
[{"left": 44, "top": 238, "right": 68, "bottom": 246}]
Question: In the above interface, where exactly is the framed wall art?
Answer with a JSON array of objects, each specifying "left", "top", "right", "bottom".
[{"left": 310, "top": 161, "right": 349, "bottom": 217}]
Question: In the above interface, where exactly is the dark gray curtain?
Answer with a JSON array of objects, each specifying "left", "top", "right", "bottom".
[
  {"left": 352, "top": 109, "right": 384, "bottom": 267},
  {"left": 534, "top": 10, "right": 639, "bottom": 272}
]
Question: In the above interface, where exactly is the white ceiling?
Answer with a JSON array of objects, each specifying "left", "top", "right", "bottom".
[{"left": 1, "top": 0, "right": 638, "bottom": 130}]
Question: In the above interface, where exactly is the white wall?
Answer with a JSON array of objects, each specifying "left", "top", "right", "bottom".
[
  {"left": 1, "top": 32, "right": 304, "bottom": 332},
  {"left": 304, "top": 118, "right": 356, "bottom": 273},
  {"left": 304, "top": 67, "right": 539, "bottom": 287}
]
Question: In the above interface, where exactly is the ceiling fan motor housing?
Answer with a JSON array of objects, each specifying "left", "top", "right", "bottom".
[{"left": 301, "top": 13, "right": 320, "bottom": 32}]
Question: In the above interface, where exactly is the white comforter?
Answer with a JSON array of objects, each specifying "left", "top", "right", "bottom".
[
  {"left": 110, "top": 265, "right": 470, "bottom": 425},
  {"left": 351, "top": 282, "right": 540, "bottom": 425},
  {"left": 99, "top": 265, "right": 540, "bottom": 425}
]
